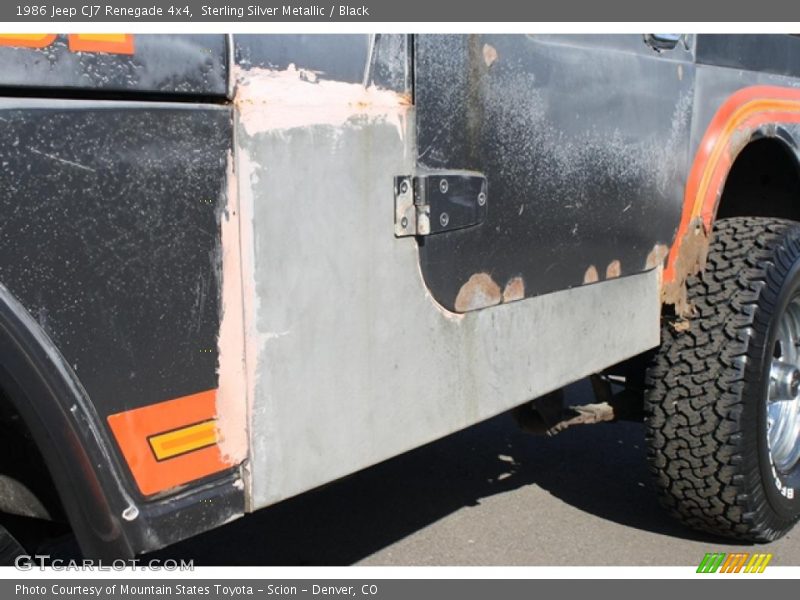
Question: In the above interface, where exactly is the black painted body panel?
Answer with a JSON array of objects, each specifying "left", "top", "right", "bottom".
[
  {"left": 0, "top": 35, "right": 228, "bottom": 97},
  {"left": 696, "top": 34, "right": 800, "bottom": 79},
  {"left": 414, "top": 34, "right": 695, "bottom": 310},
  {"left": 0, "top": 101, "right": 228, "bottom": 417},
  {"left": 235, "top": 34, "right": 370, "bottom": 83},
  {"left": 234, "top": 33, "right": 411, "bottom": 93}
]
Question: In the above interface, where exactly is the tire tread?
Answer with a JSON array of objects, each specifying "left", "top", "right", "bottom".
[{"left": 645, "top": 217, "right": 800, "bottom": 542}]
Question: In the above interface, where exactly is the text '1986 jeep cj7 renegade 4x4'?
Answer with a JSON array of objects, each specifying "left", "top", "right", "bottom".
[{"left": 1, "top": 33, "right": 800, "bottom": 558}]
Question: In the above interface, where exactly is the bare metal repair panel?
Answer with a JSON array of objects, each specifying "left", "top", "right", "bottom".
[{"left": 232, "top": 67, "right": 661, "bottom": 509}]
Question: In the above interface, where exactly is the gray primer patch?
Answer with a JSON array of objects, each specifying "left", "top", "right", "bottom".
[{"left": 237, "top": 106, "right": 660, "bottom": 510}]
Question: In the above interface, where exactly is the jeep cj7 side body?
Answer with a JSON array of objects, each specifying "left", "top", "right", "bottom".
[{"left": 1, "top": 34, "right": 800, "bottom": 556}]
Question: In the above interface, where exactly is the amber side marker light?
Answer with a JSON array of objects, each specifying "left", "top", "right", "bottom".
[{"left": 148, "top": 420, "right": 219, "bottom": 461}]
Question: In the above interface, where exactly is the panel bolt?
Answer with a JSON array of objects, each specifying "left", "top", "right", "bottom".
[
  {"left": 439, "top": 179, "right": 449, "bottom": 194},
  {"left": 440, "top": 212, "right": 450, "bottom": 227},
  {"left": 477, "top": 192, "right": 486, "bottom": 206}
]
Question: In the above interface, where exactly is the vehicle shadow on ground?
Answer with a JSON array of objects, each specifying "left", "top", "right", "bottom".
[{"left": 149, "top": 382, "right": 727, "bottom": 565}]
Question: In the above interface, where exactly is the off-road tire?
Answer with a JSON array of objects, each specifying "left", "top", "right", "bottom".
[{"left": 645, "top": 217, "right": 800, "bottom": 542}]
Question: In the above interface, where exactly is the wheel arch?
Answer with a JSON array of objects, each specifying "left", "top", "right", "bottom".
[
  {"left": 716, "top": 131, "right": 800, "bottom": 222},
  {"left": 663, "top": 85, "right": 800, "bottom": 315},
  {"left": 0, "top": 282, "right": 137, "bottom": 558},
  {"left": 0, "top": 282, "right": 247, "bottom": 558}
]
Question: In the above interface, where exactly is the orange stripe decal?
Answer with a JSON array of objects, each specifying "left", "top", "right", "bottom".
[
  {"left": 0, "top": 34, "right": 57, "bottom": 48},
  {"left": 68, "top": 34, "right": 134, "bottom": 55},
  {"left": 107, "top": 389, "right": 233, "bottom": 496},
  {"left": 0, "top": 34, "right": 134, "bottom": 55},
  {"left": 665, "top": 86, "right": 800, "bottom": 286}
]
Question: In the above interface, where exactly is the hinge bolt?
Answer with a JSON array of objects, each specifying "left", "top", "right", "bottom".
[
  {"left": 439, "top": 178, "right": 449, "bottom": 194},
  {"left": 401, "top": 216, "right": 408, "bottom": 229},
  {"left": 440, "top": 212, "right": 450, "bottom": 227},
  {"left": 400, "top": 180, "right": 409, "bottom": 195}
]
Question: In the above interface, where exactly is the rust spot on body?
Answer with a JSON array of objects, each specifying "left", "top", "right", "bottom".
[
  {"left": 455, "top": 273, "right": 502, "bottom": 312},
  {"left": 645, "top": 244, "right": 670, "bottom": 270},
  {"left": 482, "top": 44, "right": 498, "bottom": 68},
  {"left": 661, "top": 217, "right": 708, "bottom": 317},
  {"left": 583, "top": 265, "right": 599, "bottom": 284},
  {"left": 605, "top": 260, "right": 621, "bottom": 279},
  {"left": 502, "top": 276, "right": 525, "bottom": 303},
  {"left": 671, "top": 319, "right": 691, "bottom": 332}
]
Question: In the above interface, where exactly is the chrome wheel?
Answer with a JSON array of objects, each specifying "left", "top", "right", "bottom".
[{"left": 768, "top": 295, "right": 800, "bottom": 473}]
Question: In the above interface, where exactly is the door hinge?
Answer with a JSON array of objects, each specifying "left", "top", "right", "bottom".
[{"left": 394, "top": 172, "right": 488, "bottom": 237}]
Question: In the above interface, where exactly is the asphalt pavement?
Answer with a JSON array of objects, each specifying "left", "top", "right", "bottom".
[{"left": 147, "top": 380, "right": 799, "bottom": 566}]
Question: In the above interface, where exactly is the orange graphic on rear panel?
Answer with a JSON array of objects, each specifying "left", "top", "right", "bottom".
[
  {"left": 107, "top": 389, "right": 234, "bottom": 496},
  {"left": 0, "top": 34, "right": 57, "bottom": 48},
  {"left": 68, "top": 34, "right": 134, "bottom": 55},
  {"left": 0, "top": 34, "right": 134, "bottom": 55}
]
